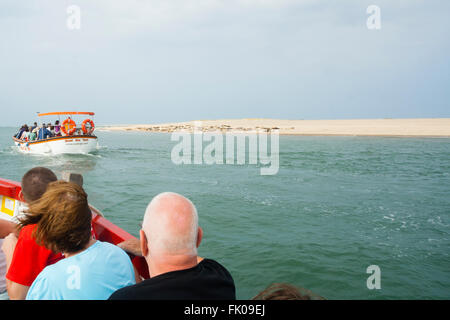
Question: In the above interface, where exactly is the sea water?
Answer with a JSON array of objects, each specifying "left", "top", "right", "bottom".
[{"left": 1, "top": 127, "right": 449, "bottom": 299}]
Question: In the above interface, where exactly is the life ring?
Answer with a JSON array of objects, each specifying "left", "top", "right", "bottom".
[
  {"left": 61, "top": 118, "right": 77, "bottom": 135},
  {"left": 81, "top": 119, "right": 95, "bottom": 135}
]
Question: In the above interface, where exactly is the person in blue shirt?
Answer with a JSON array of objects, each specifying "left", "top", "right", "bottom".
[
  {"left": 23, "top": 181, "right": 136, "bottom": 300},
  {"left": 15, "top": 125, "right": 26, "bottom": 139},
  {"left": 37, "top": 125, "right": 52, "bottom": 140}
]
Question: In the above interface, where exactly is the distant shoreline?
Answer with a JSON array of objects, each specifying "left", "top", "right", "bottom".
[{"left": 97, "top": 118, "right": 450, "bottom": 137}]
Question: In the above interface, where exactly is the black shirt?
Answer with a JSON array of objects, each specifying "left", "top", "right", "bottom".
[{"left": 109, "top": 259, "right": 236, "bottom": 300}]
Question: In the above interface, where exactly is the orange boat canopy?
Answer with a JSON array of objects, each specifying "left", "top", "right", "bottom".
[{"left": 38, "top": 112, "right": 95, "bottom": 117}]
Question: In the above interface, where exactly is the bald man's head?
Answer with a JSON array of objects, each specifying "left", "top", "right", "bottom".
[{"left": 142, "top": 192, "right": 200, "bottom": 257}]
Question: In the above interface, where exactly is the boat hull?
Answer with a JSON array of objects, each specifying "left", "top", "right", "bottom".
[{"left": 13, "top": 135, "right": 98, "bottom": 155}]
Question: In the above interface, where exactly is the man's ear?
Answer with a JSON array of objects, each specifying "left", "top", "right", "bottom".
[
  {"left": 140, "top": 229, "right": 149, "bottom": 257},
  {"left": 18, "top": 190, "right": 25, "bottom": 202},
  {"left": 196, "top": 226, "right": 203, "bottom": 248}
]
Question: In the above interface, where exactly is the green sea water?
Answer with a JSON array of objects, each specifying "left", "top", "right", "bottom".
[{"left": 1, "top": 127, "right": 449, "bottom": 299}]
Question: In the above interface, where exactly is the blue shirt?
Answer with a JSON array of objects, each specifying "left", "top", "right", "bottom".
[
  {"left": 26, "top": 241, "right": 135, "bottom": 300},
  {"left": 37, "top": 127, "right": 51, "bottom": 140},
  {"left": 15, "top": 129, "right": 24, "bottom": 139}
]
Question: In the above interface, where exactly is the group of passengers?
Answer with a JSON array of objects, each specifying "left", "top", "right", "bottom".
[
  {"left": 0, "top": 167, "right": 317, "bottom": 301},
  {"left": 15, "top": 121, "right": 62, "bottom": 142}
]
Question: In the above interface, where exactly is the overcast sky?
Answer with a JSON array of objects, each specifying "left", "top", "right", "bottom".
[{"left": 1, "top": 0, "right": 449, "bottom": 126}]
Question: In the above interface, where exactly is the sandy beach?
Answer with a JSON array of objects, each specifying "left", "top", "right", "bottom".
[{"left": 99, "top": 118, "right": 450, "bottom": 137}]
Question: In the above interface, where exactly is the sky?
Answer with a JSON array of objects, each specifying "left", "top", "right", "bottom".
[{"left": 1, "top": 0, "right": 449, "bottom": 126}]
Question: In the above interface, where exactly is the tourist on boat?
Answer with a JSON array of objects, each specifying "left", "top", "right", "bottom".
[
  {"left": 30, "top": 125, "right": 40, "bottom": 141},
  {"left": 1, "top": 167, "right": 61, "bottom": 300},
  {"left": 29, "top": 122, "right": 37, "bottom": 132},
  {"left": 109, "top": 192, "right": 236, "bottom": 300},
  {"left": 15, "top": 125, "right": 26, "bottom": 139},
  {"left": 37, "top": 124, "right": 52, "bottom": 140},
  {"left": 0, "top": 220, "right": 17, "bottom": 300},
  {"left": 29, "top": 129, "right": 37, "bottom": 142},
  {"left": 25, "top": 181, "right": 136, "bottom": 300},
  {"left": 54, "top": 120, "right": 61, "bottom": 136},
  {"left": 31, "top": 125, "right": 40, "bottom": 134},
  {"left": 19, "top": 125, "right": 30, "bottom": 141},
  {"left": 46, "top": 124, "right": 55, "bottom": 137}
]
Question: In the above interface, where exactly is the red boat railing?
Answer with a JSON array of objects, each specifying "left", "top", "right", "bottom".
[
  {"left": 90, "top": 209, "right": 149, "bottom": 279},
  {"left": 0, "top": 178, "right": 22, "bottom": 200}
]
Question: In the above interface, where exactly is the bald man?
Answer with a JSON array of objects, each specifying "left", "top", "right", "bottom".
[{"left": 109, "top": 192, "right": 235, "bottom": 300}]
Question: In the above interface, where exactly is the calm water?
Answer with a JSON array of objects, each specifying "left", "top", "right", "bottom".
[{"left": 1, "top": 127, "right": 449, "bottom": 299}]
